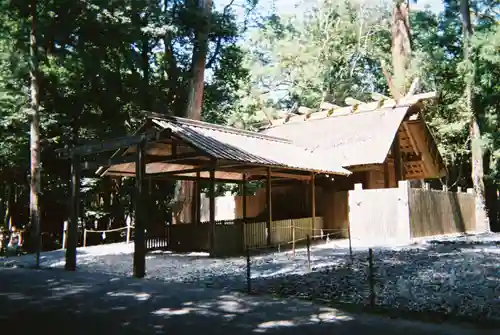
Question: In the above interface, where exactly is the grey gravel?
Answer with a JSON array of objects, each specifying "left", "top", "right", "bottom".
[{"left": 2, "top": 232, "right": 500, "bottom": 321}]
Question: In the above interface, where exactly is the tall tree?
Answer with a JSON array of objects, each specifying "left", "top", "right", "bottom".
[
  {"left": 175, "top": 0, "right": 213, "bottom": 224},
  {"left": 390, "top": 0, "right": 412, "bottom": 99},
  {"left": 186, "top": 0, "right": 213, "bottom": 120},
  {"left": 29, "top": 0, "right": 41, "bottom": 265},
  {"left": 459, "top": 0, "right": 488, "bottom": 230}
]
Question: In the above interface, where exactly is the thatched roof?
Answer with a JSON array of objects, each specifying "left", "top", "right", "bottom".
[
  {"left": 261, "top": 93, "right": 446, "bottom": 180},
  {"left": 262, "top": 105, "right": 409, "bottom": 167}
]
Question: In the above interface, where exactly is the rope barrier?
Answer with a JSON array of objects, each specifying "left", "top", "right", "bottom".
[
  {"left": 85, "top": 226, "right": 134, "bottom": 234},
  {"left": 83, "top": 225, "right": 134, "bottom": 247}
]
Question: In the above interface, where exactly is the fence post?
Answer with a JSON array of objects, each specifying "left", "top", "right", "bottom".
[
  {"left": 83, "top": 229, "right": 87, "bottom": 247},
  {"left": 126, "top": 215, "right": 131, "bottom": 244},
  {"left": 467, "top": 188, "right": 474, "bottom": 194},
  {"left": 62, "top": 221, "right": 68, "bottom": 249},
  {"left": 442, "top": 184, "right": 448, "bottom": 192},
  {"left": 306, "top": 234, "right": 311, "bottom": 272},
  {"left": 368, "top": 248, "right": 375, "bottom": 308},
  {"left": 347, "top": 224, "right": 353, "bottom": 264},
  {"left": 126, "top": 224, "right": 131, "bottom": 244},
  {"left": 292, "top": 223, "right": 296, "bottom": 257},
  {"left": 246, "top": 247, "right": 251, "bottom": 294}
]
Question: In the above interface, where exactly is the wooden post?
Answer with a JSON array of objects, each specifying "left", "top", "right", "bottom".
[
  {"left": 266, "top": 167, "right": 272, "bottom": 246},
  {"left": 126, "top": 216, "right": 131, "bottom": 244},
  {"left": 242, "top": 173, "right": 247, "bottom": 251},
  {"left": 347, "top": 221, "right": 353, "bottom": 264},
  {"left": 83, "top": 229, "right": 87, "bottom": 247},
  {"left": 195, "top": 172, "right": 201, "bottom": 224},
  {"left": 311, "top": 173, "right": 316, "bottom": 238},
  {"left": 133, "top": 139, "right": 146, "bottom": 278},
  {"left": 65, "top": 154, "right": 80, "bottom": 271},
  {"left": 442, "top": 184, "right": 448, "bottom": 192},
  {"left": 306, "top": 234, "right": 311, "bottom": 272},
  {"left": 368, "top": 248, "right": 375, "bottom": 308},
  {"left": 62, "top": 221, "right": 68, "bottom": 249},
  {"left": 392, "top": 133, "right": 403, "bottom": 182},
  {"left": 209, "top": 167, "right": 216, "bottom": 256},
  {"left": 383, "top": 159, "right": 390, "bottom": 188}
]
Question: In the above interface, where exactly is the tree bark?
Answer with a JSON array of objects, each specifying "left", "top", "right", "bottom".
[
  {"left": 460, "top": 0, "right": 489, "bottom": 231},
  {"left": 186, "top": 0, "right": 212, "bottom": 120},
  {"left": 391, "top": 0, "right": 411, "bottom": 99},
  {"left": 29, "top": 0, "right": 41, "bottom": 264},
  {"left": 174, "top": 0, "right": 212, "bottom": 224}
]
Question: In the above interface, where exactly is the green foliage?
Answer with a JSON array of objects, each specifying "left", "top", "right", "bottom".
[
  {"left": 235, "top": 0, "right": 500, "bottom": 188},
  {"left": 0, "top": 0, "right": 256, "bottom": 235}
]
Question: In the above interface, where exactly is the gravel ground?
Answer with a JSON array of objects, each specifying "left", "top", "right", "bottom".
[
  {"left": 2, "top": 233, "right": 500, "bottom": 321},
  {"left": 2, "top": 267, "right": 494, "bottom": 335}
]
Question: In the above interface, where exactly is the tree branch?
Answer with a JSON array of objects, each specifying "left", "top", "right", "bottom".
[{"left": 206, "top": 0, "right": 235, "bottom": 69}]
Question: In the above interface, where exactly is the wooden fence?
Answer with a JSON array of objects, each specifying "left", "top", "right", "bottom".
[
  {"left": 348, "top": 181, "right": 480, "bottom": 246},
  {"left": 409, "top": 187, "right": 476, "bottom": 237},
  {"left": 166, "top": 216, "right": 324, "bottom": 256}
]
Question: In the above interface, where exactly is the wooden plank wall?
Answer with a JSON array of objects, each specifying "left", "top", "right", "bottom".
[
  {"left": 320, "top": 189, "right": 349, "bottom": 237},
  {"left": 409, "top": 188, "right": 477, "bottom": 237},
  {"left": 348, "top": 182, "right": 411, "bottom": 245}
]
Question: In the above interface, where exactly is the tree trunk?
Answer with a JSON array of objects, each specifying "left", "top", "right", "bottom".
[
  {"left": 29, "top": 0, "right": 41, "bottom": 263},
  {"left": 391, "top": 0, "right": 411, "bottom": 99},
  {"left": 173, "top": 0, "right": 212, "bottom": 224},
  {"left": 460, "top": 0, "right": 489, "bottom": 231},
  {"left": 186, "top": 0, "right": 212, "bottom": 120}
]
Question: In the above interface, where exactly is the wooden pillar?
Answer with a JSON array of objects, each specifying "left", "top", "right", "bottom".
[
  {"left": 311, "top": 173, "right": 316, "bottom": 234},
  {"left": 392, "top": 133, "right": 403, "bottom": 182},
  {"left": 242, "top": 173, "right": 248, "bottom": 250},
  {"left": 133, "top": 139, "right": 146, "bottom": 278},
  {"left": 194, "top": 172, "right": 201, "bottom": 224},
  {"left": 209, "top": 167, "right": 216, "bottom": 256},
  {"left": 383, "top": 160, "right": 390, "bottom": 188},
  {"left": 65, "top": 154, "right": 80, "bottom": 271},
  {"left": 266, "top": 167, "right": 272, "bottom": 246}
]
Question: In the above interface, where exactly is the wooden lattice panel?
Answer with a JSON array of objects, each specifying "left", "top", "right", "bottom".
[
  {"left": 398, "top": 128, "right": 414, "bottom": 154},
  {"left": 404, "top": 160, "right": 425, "bottom": 179}
]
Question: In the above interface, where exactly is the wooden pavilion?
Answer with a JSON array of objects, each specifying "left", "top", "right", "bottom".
[{"left": 59, "top": 113, "right": 350, "bottom": 277}]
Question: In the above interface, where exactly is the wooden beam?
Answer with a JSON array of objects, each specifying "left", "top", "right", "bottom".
[
  {"left": 209, "top": 166, "right": 216, "bottom": 257},
  {"left": 402, "top": 122, "right": 419, "bottom": 155},
  {"left": 58, "top": 132, "right": 159, "bottom": 157},
  {"left": 266, "top": 167, "right": 272, "bottom": 246},
  {"left": 247, "top": 169, "right": 312, "bottom": 181},
  {"left": 83, "top": 152, "right": 206, "bottom": 171},
  {"left": 392, "top": 134, "right": 403, "bottom": 182},
  {"left": 65, "top": 154, "right": 80, "bottom": 271},
  {"left": 270, "top": 91, "right": 437, "bottom": 125},
  {"left": 133, "top": 139, "right": 146, "bottom": 278}
]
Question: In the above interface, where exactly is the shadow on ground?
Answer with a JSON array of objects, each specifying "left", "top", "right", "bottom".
[{"left": 0, "top": 267, "right": 477, "bottom": 335}]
